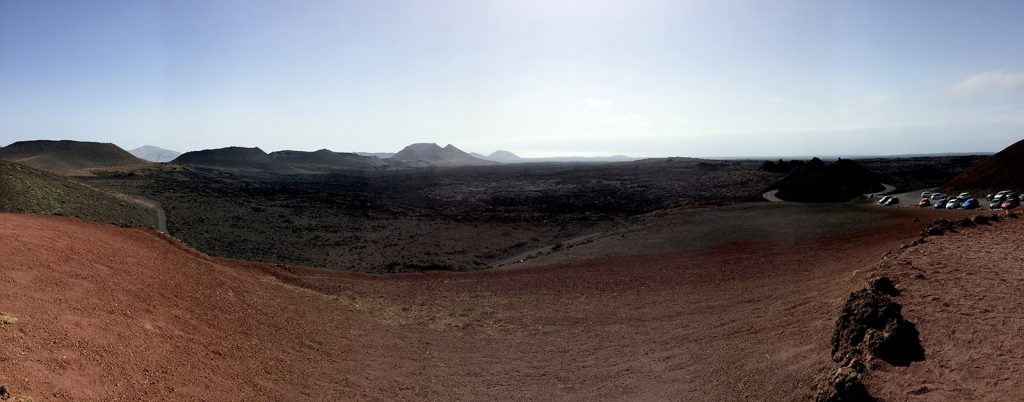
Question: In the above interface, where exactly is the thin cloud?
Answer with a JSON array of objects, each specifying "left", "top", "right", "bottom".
[
  {"left": 863, "top": 93, "right": 896, "bottom": 107},
  {"left": 949, "top": 70, "right": 1024, "bottom": 97},
  {"left": 585, "top": 98, "right": 614, "bottom": 110}
]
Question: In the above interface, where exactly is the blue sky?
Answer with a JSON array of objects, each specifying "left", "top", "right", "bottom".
[{"left": 1, "top": 0, "right": 1023, "bottom": 157}]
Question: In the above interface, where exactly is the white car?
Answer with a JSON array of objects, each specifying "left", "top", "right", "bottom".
[{"left": 957, "top": 192, "right": 972, "bottom": 200}]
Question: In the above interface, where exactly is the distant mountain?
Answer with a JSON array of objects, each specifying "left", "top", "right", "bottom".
[
  {"left": 172, "top": 147, "right": 389, "bottom": 173},
  {"left": 940, "top": 138, "right": 1024, "bottom": 194},
  {"left": 0, "top": 140, "right": 149, "bottom": 174},
  {"left": 391, "top": 143, "right": 497, "bottom": 167},
  {"left": 129, "top": 145, "right": 181, "bottom": 163},
  {"left": 480, "top": 149, "right": 641, "bottom": 164},
  {"left": 172, "top": 147, "right": 296, "bottom": 172},
  {"left": 356, "top": 152, "right": 395, "bottom": 159},
  {"left": 268, "top": 149, "right": 389, "bottom": 170},
  {"left": 487, "top": 150, "right": 522, "bottom": 163}
]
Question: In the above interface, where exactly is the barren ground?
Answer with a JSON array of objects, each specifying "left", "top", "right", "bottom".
[
  {"left": 865, "top": 213, "right": 1024, "bottom": 400},
  {"left": 0, "top": 202, "right": 977, "bottom": 400}
]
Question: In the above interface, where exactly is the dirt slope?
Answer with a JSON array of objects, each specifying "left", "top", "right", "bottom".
[
  {"left": 941, "top": 138, "right": 1024, "bottom": 194},
  {"left": 864, "top": 213, "right": 1024, "bottom": 400},
  {"left": 0, "top": 140, "right": 149, "bottom": 175},
  {"left": 0, "top": 204, "right": 960, "bottom": 400},
  {"left": 0, "top": 161, "right": 156, "bottom": 229}
]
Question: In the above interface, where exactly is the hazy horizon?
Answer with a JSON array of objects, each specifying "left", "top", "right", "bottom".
[{"left": 3, "top": 0, "right": 1024, "bottom": 157}]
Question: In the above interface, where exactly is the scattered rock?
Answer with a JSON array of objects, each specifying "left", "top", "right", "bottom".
[
  {"left": 0, "top": 385, "right": 8, "bottom": 400},
  {"left": 808, "top": 363, "right": 876, "bottom": 402},
  {"left": 956, "top": 217, "right": 975, "bottom": 228},
  {"left": 920, "top": 219, "right": 956, "bottom": 237},
  {"left": 831, "top": 289, "right": 925, "bottom": 366},
  {"left": 869, "top": 276, "right": 899, "bottom": 296},
  {"left": 912, "top": 273, "right": 927, "bottom": 280},
  {"left": 970, "top": 215, "right": 990, "bottom": 225}
]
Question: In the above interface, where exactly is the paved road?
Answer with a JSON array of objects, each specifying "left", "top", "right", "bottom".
[{"left": 762, "top": 190, "right": 785, "bottom": 202}]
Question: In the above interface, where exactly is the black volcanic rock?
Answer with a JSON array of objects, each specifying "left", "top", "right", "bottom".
[
  {"left": 391, "top": 143, "right": 497, "bottom": 167},
  {"left": 941, "top": 138, "right": 1024, "bottom": 194},
  {"left": 172, "top": 147, "right": 296, "bottom": 172},
  {"left": 766, "top": 159, "right": 883, "bottom": 203},
  {"left": 268, "top": 149, "right": 388, "bottom": 170},
  {"left": 0, "top": 140, "right": 149, "bottom": 174}
]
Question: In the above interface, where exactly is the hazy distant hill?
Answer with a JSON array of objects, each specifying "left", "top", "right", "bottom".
[
  {"left": 391, "top": 143, "right": 497, "bottom": 167},
  {"left": 481, "top": 149, "right": 641, "bottom": 164},
  {"left": 356, "top": 152, "right": 396, "bottom": 159},
  {"left": 172, "top": 147, "right": 298, "bottom": 172},
  {"left": 0, "top": 160, "right": 156, "bottom": 228},
  {"left": 0, "top": 140, "right": 149, "bottom": 174},
  {"left": 268, "top": 149, "right": 389, "bottom": 171},
  {"left": 172, "top": 147, "right": 389, "bottom": 173},
  {"left": 940, "top": 138, "right": 1024, "bottom": 194},
  {"left": 130, "top": 145, "right": 181, "bottom": 163}
]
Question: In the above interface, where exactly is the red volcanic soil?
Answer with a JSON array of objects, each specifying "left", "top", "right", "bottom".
[
  {"left": 0, "top": 205, "right": 972, "bottom": 400},
  {"left": 941, "top": 138, "right": 1024, "bottom": 194},
  {"left": 865, "top": 213, "right": 1024, "bottom": 400}
]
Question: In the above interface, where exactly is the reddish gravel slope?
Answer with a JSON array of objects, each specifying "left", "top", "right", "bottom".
[
  {"left": 0, "top": 205, "right": 967, "bottom": 400},
  {"left": 866, "top": 213, "right": 1024, "bottom": 400}
]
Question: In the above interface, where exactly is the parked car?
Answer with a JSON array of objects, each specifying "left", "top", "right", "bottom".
[
  {"left": 1002, "top": 198, "right": 1020, "bottom": 209},
  {"left": 992, "top": 191, "right": 1014, "bottom": 202},
  {"left": 957, "top": 192, "right": 972, "bottom": 200},
  {"left": 884, "top": 197, "right": 900, "bottom": 206},
  {"left": 930, "top": 193, "right": 947, "bottom": 201},
  {"left": 989, "top": 199, "right": 1005, "bottom": 209},
  {"left": 962, "top": 198, "right": 980, "bottom": 209},
  {"left": 946, "top": 199, "right": 961, "bottom": 209},
  {"left": 921, "top": 191, "right": 934, "bottom": 199},
  {"left": 918, "top": 198, "right": 931, "bottom": 207}
]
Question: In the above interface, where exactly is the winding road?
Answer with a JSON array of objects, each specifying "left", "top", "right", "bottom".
[{"left": 762, "top": 183, "right": 896, "bottom": 203}]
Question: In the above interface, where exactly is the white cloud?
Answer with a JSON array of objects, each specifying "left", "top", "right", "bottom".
[
  {"left": 950, "top": 70, "right": 1024, "bottom": 97},
  {"left": 585, "top": 97, "right": 614, "bottom": 110},
  {"left": 862, "top": 93, "right": 896, "bottom": 107},
  {"left": 597, "top": 112, "right": 651, "bottom": 129}
]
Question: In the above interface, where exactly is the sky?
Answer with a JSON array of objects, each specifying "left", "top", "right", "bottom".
[{"left": 2, "top": 0, "right": 1024, "bottom": 158}]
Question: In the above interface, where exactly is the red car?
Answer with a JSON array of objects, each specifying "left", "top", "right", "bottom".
[
  {"left": 1002, "top": 198, "right": 1020, "bottom": 209},
  {"left": 918, "top": 198, "right": 931, "bottom": 207}
]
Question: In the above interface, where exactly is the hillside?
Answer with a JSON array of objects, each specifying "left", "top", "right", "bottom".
[
  {"left": 0, "top": 202, "right": 959, "bottom": 400},
  {"left": 268, "top": 149, "right": 389, "bottom": 170},
  {"left": 767, "top": 159, "right": 884, "bottom": 202},
  {"left": 940, "top": 138, "right": 1024, "bottom": 194},
  {"left": 853, "top": 214, "right": 1024, "bottom": 399},
  {"left": 171, "top": 147, "right": 297, "bottom": 173},
  {"left": 0, "top": 160, "right": 156, "bottom": 228},
  {"left": 391, "top": 143, "right": 497, "bottom": 167},
  {"left": 130, "top": 145, "right": 181, "bottom": 163},
  {"left": 0, "top": 140, "right": 150, "bottom": 174}
]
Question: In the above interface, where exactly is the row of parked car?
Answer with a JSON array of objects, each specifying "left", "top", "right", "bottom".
[{"left": 877, "top": 190, "right": 1024, "bottom": 210}]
